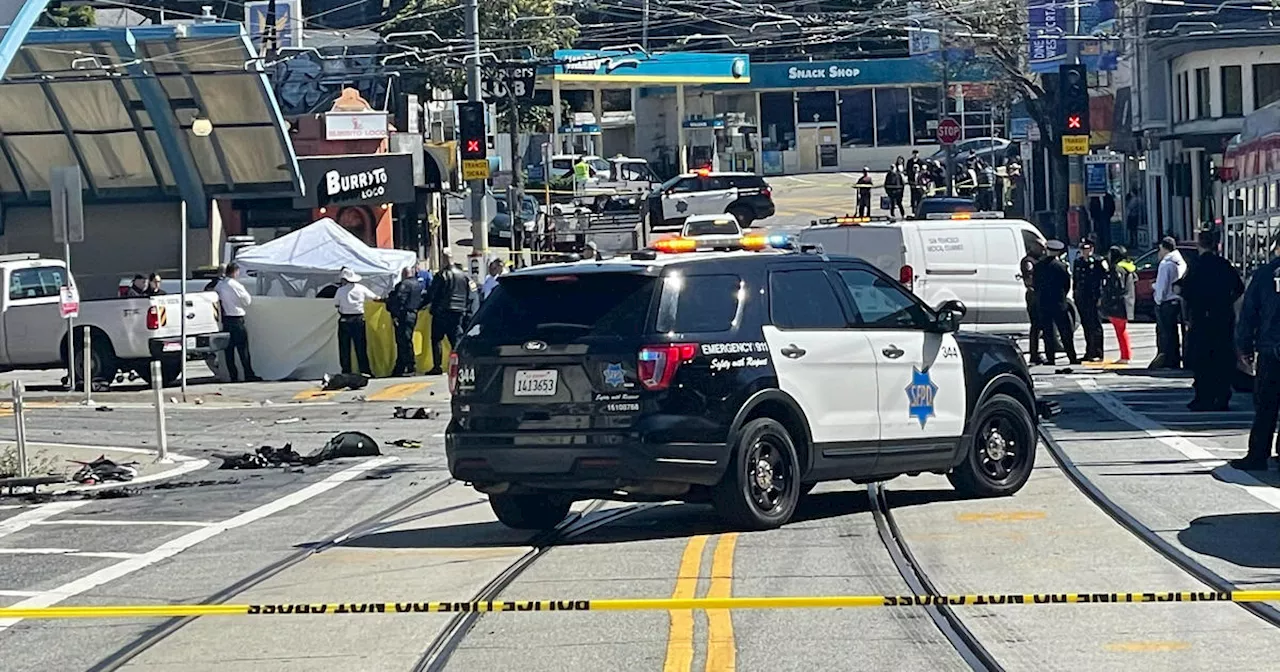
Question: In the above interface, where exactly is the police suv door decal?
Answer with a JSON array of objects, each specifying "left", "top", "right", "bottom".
[{"left": 872, "top": 331, "right": 967, "bottom": 440}]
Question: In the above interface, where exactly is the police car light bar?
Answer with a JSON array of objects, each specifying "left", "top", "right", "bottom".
[
  {"left": 811, "top": 215, "right": 893, "bottom": 226},
  {"left": 924, "top": 211, "right": 1006, "bottom": 220},
  {"left": 650, "top": 233, "right": 793, "bottom": 254}
]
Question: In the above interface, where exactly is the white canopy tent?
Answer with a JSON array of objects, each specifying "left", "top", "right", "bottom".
[{"left": 233, "top": 217, "right": 417, "bottom": 296}]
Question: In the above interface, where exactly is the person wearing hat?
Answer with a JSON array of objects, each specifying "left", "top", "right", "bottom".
[
  {"left": 1234, "top": 235, "right": 1280, "bottom": 469},
  {"left": 1034, "top": 240, "right": 1080, "bottom": 365},
  {"left": 1072, "top": 239, "right": 1108, "bottom": 361},
  {"left": 334, "top": 267, "right": 378, "bottom": 377}
]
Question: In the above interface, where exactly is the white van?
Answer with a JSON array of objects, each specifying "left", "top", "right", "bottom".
[{"left": 797, "top": 213, "right": 1047, "bottom": 334}]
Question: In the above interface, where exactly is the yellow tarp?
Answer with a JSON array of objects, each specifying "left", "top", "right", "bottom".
[{"left": 357, "top": 304, "right": 452, "bottom": 377}]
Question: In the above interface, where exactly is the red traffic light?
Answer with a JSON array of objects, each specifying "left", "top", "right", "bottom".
[
  {"left": 1067, "top": 114, "right": 1082, "bottom": 130},
  {"left": 466, "top": 140, "right": 480, "bottom": 153}
]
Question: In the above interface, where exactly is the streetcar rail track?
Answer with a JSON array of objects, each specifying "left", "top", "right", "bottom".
[
  {"left": 413, "top": 500, "right": 658, "bottom": 672},
  {"left": 90, "top": 477, "right": 466, "bottom": 672},
  {"left": 1038, "top": 426, "right": 1280, "bottom": 628},
  {"left": 868, "top": 481, "right": 1005, "bottom": 672}
]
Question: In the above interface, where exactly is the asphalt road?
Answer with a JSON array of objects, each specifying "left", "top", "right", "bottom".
[{"left": 2, "top": 310, "right": 1279, "bottom": 670}]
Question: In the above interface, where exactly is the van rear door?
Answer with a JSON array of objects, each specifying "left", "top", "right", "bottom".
[
  {"left": 977, "top": 224, "right": 1034, "bottom": 331},
  {"left": 798, "top": 226, "right": 904, "bottom": 276}
]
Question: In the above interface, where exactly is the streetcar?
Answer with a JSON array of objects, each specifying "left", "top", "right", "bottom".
[{"left": 1222, "top": 100, "right": 1280, "bottom": 274}]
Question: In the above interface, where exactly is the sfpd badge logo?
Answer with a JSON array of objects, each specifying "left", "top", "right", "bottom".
[
  {"left": 905, "top": 367, "right": 938, "bottom": 428},
  {"left": 603, "top": 363, "right": 626, "bottom": 388}
]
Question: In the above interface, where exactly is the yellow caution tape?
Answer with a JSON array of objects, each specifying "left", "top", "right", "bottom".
[{"left": 1, "top": 590, "right": 1271, "bottom": 619}]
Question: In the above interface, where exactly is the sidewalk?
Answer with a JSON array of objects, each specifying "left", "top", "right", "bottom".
[{"left": 1, "top": 442, "right": 206, "bottom": 493}]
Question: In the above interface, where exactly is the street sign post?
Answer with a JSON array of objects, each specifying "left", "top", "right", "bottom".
[
  {"left": 50, "top": 166, "right": 83, "bottom": 391},
  {"left": 59, "top": 285, "right": 79, "bottom": 319},
  {"left": 462, "top": 159, "right": 490, "bottom": 181},
  {"left": 937, "top": 117, "right": 962, "bottom": 145},
  {"left": 1062, "top": 135, "right": 1089, "bottom": 156}
]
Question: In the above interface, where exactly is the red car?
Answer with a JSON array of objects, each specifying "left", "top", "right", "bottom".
[{"left": 1133, "top": 243, "right": 1199, "bottom": 319}]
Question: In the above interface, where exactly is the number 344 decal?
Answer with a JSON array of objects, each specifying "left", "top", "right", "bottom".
[{"left": 941, "top": 345, "right": 960, "bottom": 359}]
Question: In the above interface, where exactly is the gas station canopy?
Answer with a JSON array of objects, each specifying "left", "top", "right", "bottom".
[{"left": 0, "top": 22, "right": 302, "bottom": 226}]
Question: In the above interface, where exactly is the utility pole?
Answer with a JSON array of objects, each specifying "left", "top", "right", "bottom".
[
  {"left": 264, "top": 0, "right": 278, "bottom": 61},
  {"left": 1068, "top": 0, "right": 1085, "bottom": 244},
  {"left": 464, "top": 0, "right": 488, "bottom": 277},
  {"left": 940, "top": 19, "right": 954, "bottom": 197},
  {"left": 642, "top": 0, "right": 651, "bottom": 50}
]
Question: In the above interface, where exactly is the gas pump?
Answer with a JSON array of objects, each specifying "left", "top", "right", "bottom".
[
  {"left": 722, "top": 113, "right": 757, "bottom": 173},
  {"left": 682, "top": 117, "right": 722, "bottom": 172}
]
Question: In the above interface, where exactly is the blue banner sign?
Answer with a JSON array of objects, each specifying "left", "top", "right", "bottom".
[{"left": 1028, "top": 0, "right": 1068, "bottom": 74}]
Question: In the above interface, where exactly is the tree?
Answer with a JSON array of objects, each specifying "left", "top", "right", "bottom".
[{"left": 40, "top": 5, "right": 95, "bottom": 27}]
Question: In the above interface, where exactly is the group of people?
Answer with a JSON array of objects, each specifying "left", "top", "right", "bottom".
[
  {"left": 855, "top": 149, "right": 1016, "bottom": 218},
  {"left": 1022, "top": 238, "right": 1138, "bottom": 367},
  {"left": 124, "top": 273, "right": 166, "bottom": 297}
]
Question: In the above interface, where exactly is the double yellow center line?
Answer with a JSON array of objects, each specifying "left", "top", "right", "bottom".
[{"left": 664, "top": 533, "right": 739, "bottom": 672}]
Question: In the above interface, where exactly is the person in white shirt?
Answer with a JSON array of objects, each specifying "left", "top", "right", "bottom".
[
  {"left": 481, "top": 258, "right": 505, "bottom": 300},
  {"left": 334, "top": 267, "right": 380, "bottom": 376},
  {"left": 215, "top": 262, "right": 259, "bottom": 382},
  {"left": 1153, "top": 236, "right": 1188, "bottom": 368}
]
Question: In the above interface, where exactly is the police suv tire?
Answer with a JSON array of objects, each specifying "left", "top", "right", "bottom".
[
  {"left": 728, "top": 206, "right": 754, "bottom": 228},
  {"left": 712, "top": 418, "right": 801, "bottom": 530},
  {"left": 489, "top": 493, "right": 572, "bottom": 531},
  {"left": 948, "top": 394, "right": 1036, "bottom": 498}
]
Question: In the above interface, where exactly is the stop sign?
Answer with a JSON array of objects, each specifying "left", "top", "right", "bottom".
[{"left": 937, "top": 117, "right": 961, "bottom": 145}]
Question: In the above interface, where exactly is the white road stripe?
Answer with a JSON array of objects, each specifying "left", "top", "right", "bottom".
[
  {"left": 0, "top": 456, "right": 396, "bottom": 631},
  {"left": 30, "top": 519, "right": 215, "bottom": 528},
  {"left": 0, "top": 590, "right": 41, "bottom": 598},
  {"left": 0, "top": 548, "right": 141, "bottom": 559},
  {"left": 1077, "top": 379, "right": 1280, "bottom": 510},
  {"left": 0, "top": 501, "right": 88, "bottom": 540}
]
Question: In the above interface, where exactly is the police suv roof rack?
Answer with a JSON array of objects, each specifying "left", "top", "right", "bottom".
[
  {"left": 810, "top": 215, "right": 894, "bottom": 227},
  {"left": 924, "top": 211, "right": 1006, "bottom": 220}
]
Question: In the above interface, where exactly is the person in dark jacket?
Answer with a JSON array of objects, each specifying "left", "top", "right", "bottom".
[
  {"left": 1072, "top": 239, "right": 1108, "bottom": 361},
  {"left": 425, "top": 251, "right": 475, "bottom": 375},
  {"left": 146, "top": 272, "right": 166, "bottom": 296},
  {"left": 1232, "top": 237, "right": 1280, "bottom": 469},
  {"left": 1034, "top": 239, "right": 1080, "bottom": 365},
  {"left": 854, "top": 168, "right": 873, "bottom": 217},
  {"left": 125, "top": 274, "right": 148, "bottom": 297},
  {"left": 1102, "top": 245, "right": 1137, "bottom": 364},
  {"left": 1181, "top": 230, "right": 1245, "bottom": 411},
  {"left": 386, "top": 267, "right": 424, "bottom": 377},
  {"left": 1021, "top": 250, "right": 1047, "bottom": 365},
  {"left": 884, "top": 164, "right": 906, "bottom": 218}
]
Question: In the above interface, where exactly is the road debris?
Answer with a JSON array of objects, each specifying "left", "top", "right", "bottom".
[
  {"left": 95, "top": 405, "right": 114, "bottom": 412},
  {"left": 273, "top": 417, "right": 302, "bottom": 425},
  {"left": 392, "top": 406, "right": 438, "bottom": 420},
  {"left": 153, "top": 478, "right": 241, "bottom": 490},
  {"left": 71, "top": 457, "right": 139, "bottom": 485},
  {"left": 215, "top": 432, "right": 381, "bottom": 470},
  {"left": 389, "top": 439, "right": 422, "bottom": 449},
  {"left": 321, "top": 372, "right": 369, "bottom": 391}
]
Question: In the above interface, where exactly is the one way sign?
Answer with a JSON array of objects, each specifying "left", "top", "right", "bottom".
[{"left": 479, "top": 66, "right": 537, "bottom": 102}]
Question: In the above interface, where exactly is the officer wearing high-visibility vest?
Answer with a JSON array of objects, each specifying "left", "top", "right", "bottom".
[{"left": 573, "top": 156, "right": 590, "bottom": 195}]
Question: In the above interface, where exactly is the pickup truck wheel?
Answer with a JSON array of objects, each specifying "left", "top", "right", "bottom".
[
  {"left": 69, "top": 335, "right": 116, "bottom": 391},
  {"left": 136, "top": 357, "right": 183, "bottom": 387}
]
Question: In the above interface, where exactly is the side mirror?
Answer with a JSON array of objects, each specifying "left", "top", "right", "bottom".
[
  {"left": 933, "top": 299, "right": 966, "bottom": 333},
  {"left": 937, "top": 298, "right": 967, "bottom": 318}
]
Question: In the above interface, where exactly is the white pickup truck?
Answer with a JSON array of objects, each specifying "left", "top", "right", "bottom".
[{"left": 0, "top": 254, "right": 228, "bottom": 386}]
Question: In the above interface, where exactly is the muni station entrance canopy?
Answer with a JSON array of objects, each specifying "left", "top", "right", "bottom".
[{"left": 0, "top": 19, "right": 302, "bottom": 227}]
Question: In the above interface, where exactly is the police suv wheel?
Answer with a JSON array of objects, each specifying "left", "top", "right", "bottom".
[
  {"left": 948, "top": 394, "right": 1035, "bottom": 497},
  {"left": 489, "top": 493, "right": 572, "bottom": 531},
  {"left": 712, "top": 418, "right": 801, "bottom": 530}
]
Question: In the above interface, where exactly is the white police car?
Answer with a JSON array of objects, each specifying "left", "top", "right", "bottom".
[{"left": 446, "top": 233, "right": 1058, "bottom": 530}]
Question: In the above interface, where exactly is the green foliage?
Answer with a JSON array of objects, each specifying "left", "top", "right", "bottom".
[
  {"left": 0, "top": 447, "right": 60, "bottom": 478},
  {"left": 40, "top": 5, "right": 96, "bottom": 28}
]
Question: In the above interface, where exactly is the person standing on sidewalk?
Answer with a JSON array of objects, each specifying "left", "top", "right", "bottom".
[
  {"left": 1181, "top": 230, "right": 1245, "bottom": 411},
  {"left": 854, "top": 168, "right": 873, "bottom": 217},
  {"left": 425, "top": 250, "right": 475, "bottom": 375},
  {"left": 1153, "top": 237, "right": 1188, "bottom": 368},
  {"left": 386, "top": 267, "right": 423, "bottom": 377},
  {"left": 884, "top": 163, "right": 906, "bottom": 218},
  {"left": 1102, "top": 245, "right": 1137, "bottom": 364},
  {"left": 1034, "top": 240, "right": 1080, "bottom": 366},
  {"left": 334, "top": 267, "right": 378, "bottom": 377},
  {"left": 1232, "top": 238, "right": 1280, "bottom": 470},
  {"left": 215, "top": 262, "right": 259, "bottom": 382},
  {"left": 1072, "top": 239, "right": 1108, "bottom": 361}
]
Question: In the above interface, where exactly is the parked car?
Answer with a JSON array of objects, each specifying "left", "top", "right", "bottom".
[
  {"left": 2, "top": 254, "right": 227, "bottom": 387},
  {"left": 489, "top": 193, "right": 543, "bottom": 246},
  {"left": 929, "top": 137, "right": 1012, "bottom": 165},
  {"left": 1133, "top": 243, "right": 1200, "bottom": 319},
  {"left": 913, "top": 196, "right": 977, "bottom": 219}
]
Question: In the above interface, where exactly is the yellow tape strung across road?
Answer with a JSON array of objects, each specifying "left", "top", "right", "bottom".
[{"left": 3, "top": 590, "right": 1277, "bottom": 620}]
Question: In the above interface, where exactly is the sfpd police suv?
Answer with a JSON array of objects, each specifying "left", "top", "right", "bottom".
[{"left": 446, "top": 233, "right": 1055, "bottom": 531}]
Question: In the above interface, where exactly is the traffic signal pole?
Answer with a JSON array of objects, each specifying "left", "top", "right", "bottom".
[
  {"left": 464, "top": 0, "right": 488, "bottom": 277},
  {"left": 1067, "top": 3, "right": 1085, "bottom": 244}
]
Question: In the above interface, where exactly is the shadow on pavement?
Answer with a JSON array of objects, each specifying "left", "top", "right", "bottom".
[{"left": 1178, "top": 512, "right": 1280, "bottom": 570}]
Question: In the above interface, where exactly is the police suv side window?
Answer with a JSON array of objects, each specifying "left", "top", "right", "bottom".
[
  {"left": 655, "top": 274, "right": 742, "bottom": 333},
  {"left": 668, "top": 178, "right": 699, "bottom": 194},
  {"left": 769, "top": 269, "right": 848, "bottom": 329},
  {"left": 837, "top": 268, "right": 932, "bottom": 329}
]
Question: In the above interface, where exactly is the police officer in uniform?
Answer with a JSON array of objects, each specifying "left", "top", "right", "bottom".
[
  {"left": 425, "top": 250, "right": 476, "bottom": 376},
  {"left": 387, "top": 266, "right": 424, "bottom": 377},
  {"left": 1021, "top": 247, "right": 1047, "bottom": 365},
  {"left": 1072, "top": 239, "right": 1108, "bottom": 361},
  {"left": 1181, "top": 230, "right": 1245, "bottom": 411},
  {"left": 1035, "top": 240, "right": 1080, "bottom": 365},
  {"left": 1233, "top": 237, "right": 1280, "bottom": 469}
]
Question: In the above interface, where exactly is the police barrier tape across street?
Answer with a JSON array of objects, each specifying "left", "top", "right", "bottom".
[{"left": 4, "top": 591, "right": 1279, "bottom": 620}]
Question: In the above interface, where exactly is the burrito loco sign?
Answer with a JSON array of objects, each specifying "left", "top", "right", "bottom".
[{"left": 294, "top": 154, "right": 415, "bottom": 208}]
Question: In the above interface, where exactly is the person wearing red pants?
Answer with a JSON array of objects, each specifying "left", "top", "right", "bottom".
[{"left": 1102, "top": 245, "right": 1137, "bottom": 363}]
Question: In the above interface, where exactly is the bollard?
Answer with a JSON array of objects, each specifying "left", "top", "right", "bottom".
[
  {"left": 150, "top": 360, "right": 169, "bottom": 462},
  {"left": 82, "top": 328, "right": 92, "bottom": 405},
  {"left": 12, "top": 380, "right": 27, "bottom": 478}
]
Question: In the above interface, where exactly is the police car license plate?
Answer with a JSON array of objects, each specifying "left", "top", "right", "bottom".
[{"left": 513, "top": 370, "right": 558, "bottom": 396}]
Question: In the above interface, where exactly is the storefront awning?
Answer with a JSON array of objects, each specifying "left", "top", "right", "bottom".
[
  {"left": 544, "top": 50, "right": 749, "bottom": 85},
  {"left": 0, "top": 23, "right": 302, "bottom": 227}
]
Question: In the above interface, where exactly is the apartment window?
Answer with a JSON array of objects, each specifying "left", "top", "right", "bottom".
[
  {"left": 1173, "top": 72, "right": 1183, "bottom": 122},
  {"left": 1182, "top": 72, "right": 1191, "bottom": 121},
  {"left": 1222, "top": 65, "right": 1243, "bottom": 116},
  {"left": 1195, "top": 67, "right": 1210, "bottom": 118},
  {"left": 1254, "top": 63, "right": 1280, "bottom": 109}
]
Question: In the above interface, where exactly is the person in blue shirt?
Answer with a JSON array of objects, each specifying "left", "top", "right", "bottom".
[
  {"left": 416, "top": 261, "right": 433, "bottom": 289},
  {"left": 1234, "top": 236, "right": 1280, "bottom": 470}
]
